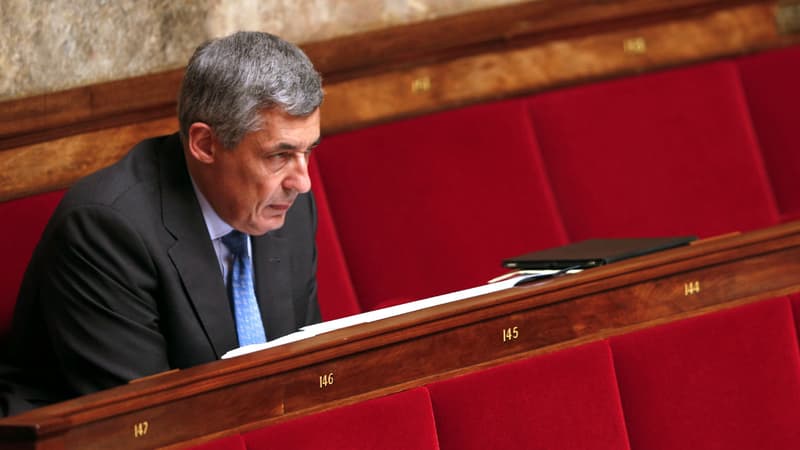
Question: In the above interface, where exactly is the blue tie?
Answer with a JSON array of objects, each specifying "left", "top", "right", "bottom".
[{"left": 222, "top": 230, "right": 267, "bottom": 346}]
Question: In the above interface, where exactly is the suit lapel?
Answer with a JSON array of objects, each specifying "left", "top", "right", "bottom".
[
  {"left": 159, "top": 136, "right": 238, "bottom": 357},
  {"left": 252, "top": 231, "right": 296, "bottom": 340}
]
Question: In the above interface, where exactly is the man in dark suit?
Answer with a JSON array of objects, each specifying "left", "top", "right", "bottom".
[{"left": 1, "top": 31, "right": 323, "bottom": 416}]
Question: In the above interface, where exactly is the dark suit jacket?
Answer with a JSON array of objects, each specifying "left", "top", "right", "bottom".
[{"left": 1, "top": 133, "right": 320, "bottom": 414}]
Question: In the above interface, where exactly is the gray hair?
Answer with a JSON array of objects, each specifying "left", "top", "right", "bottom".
[{"left": 178, "top": 31, "right": 323, "bottom": 149}]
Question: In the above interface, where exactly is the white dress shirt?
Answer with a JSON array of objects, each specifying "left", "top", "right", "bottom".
[{"left": 190, "top": 178, "right": 252, "bottom": 286}]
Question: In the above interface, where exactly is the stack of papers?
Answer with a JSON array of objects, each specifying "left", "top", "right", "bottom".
[{"left": 222, "top": 269, "right": 573, "bottom": 359}]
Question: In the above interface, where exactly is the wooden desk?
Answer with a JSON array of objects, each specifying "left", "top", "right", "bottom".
[{"left": 2, "top": 221, "right": 800, "bottom": 450}]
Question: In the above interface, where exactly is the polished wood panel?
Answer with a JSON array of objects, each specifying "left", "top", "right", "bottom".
[
  {"left": 1, "top": 221, "right": 799, "bottom": 449},
  {"left": 0, "top": 117, "right": 177, "bottom": 200},
  {"left": 0, "top": 70, "right": 183, "bottom": 150},
  {"left": 0, "top": 0, "right": 766, "bottom": 150},
  {"left": 320, "top": 1, "right": 786, "bottom": 134},
  {"left": 3, "top": 0, "right": 799, "bottom": 202},
  {"left": 301, "top": 0, "right": 766, "bottom": 81}
]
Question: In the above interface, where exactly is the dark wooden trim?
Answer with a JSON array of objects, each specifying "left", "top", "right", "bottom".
[
  {"left": 0, "top": 117, "right": 178, "bottom": 201},
  {"left": 0, "top": 0, "right": 771, "bottom": 152},
  {"left": 318, "top": 1, "right": 793, "bottom": 135},
  {"left": 0, "top": 70, "right": 183, "bottom": 150},
  {"left": 303, "top": 0, "right": 766, "bottom": 81},
  {"left": 2, "top": 0, "right": 797, "bottom": 203}
]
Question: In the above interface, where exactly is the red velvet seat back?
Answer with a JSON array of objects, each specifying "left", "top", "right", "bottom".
[
  {"left": 314, "top": 99, "right": 568, "bottom": 310},
  {"left": 242, "top": 387, "right": 440, "bottom": 449},
  {"left": 0, "top": 190, "right": 64, "bottom": 336},
  {"left": 528, "top": 61, "right": 780, "bottom": 240},
  {"left": 736, "top": 45, "right": 800, "bottom": 223},
  {"left": 789, "top": 293, "right": 800, "bottom": 346},
  {"left": 309, "top": 157, "right": 362, "bottom": 320},
  {"left": 427, "top": 340, "right": 631, "bottom": 450},
  {"left": 610, "top": 297, "right": 800, "bottom": 450}
]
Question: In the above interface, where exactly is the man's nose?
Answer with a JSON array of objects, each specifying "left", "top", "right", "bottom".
[{"left": 283, "top": 153, "right": 311, "bottom": 193}]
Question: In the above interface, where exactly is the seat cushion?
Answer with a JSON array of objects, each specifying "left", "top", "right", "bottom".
[
  {"left": 0, "top": 190, "right": 64, "bottom": 336},
  {"left": 736, "top": 44, "right": 800, "bottom": 222},
  {"left": 309, "top": 157, "right": 361, "bottom": 319},
  {"left": 610, "top": 297, "right": 800, "bottom": 450},
  {"left": 528, "top": 61, "right": 779, "bottom": 240},
  {"left": 243, "top": 387, "right": 440, "bottom": 450},
  {"left": 315, "top": 99, "right": 568, "bottom": 310},
  {"left": 428, "top": 340, "right": 631, "bottom": 450}
]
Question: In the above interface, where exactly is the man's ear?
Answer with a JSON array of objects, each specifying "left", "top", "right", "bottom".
[{"left": 187, "top": 122, "right": 217, "bottom": 164}]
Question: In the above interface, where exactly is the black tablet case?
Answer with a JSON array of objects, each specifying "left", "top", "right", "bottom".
[{"left": 502, "top": 236, "right": 697, "bottom": 270}]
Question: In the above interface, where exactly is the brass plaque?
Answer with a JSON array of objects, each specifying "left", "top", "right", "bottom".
[
  {"left": 411, "top": 76, "right": 432, "bottom": 93},
  {"left": 776, "top": 2, "right": 800, "bottom": 34},
  {"left": 623, "top": 37, "right": 647, "bottom": 54}
]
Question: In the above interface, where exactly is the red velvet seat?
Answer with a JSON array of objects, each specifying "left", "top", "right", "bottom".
[
  {"left": 427, "top": 340, "right": 631, "bottom": 450},
  {"left": 610, "top": 297, "right": 800, "bottom": 450},
  {"left": 788, "top": 293, "right": 800, "bottom": 345},
  {"left": 528, "top": 61, "right": 780, "bottom": 240},
  {"left": 0, "top": 190, "right": 64, "bottom": 337},
  {"left": 309, "top": 157, "right": 362, "bottom": 319},
  {"left": 736, "top": 44, "right": 800, "bottom": 223},
  {"left": 242, "top": 387, "right": 440, "bottom": 449},
  {"left": 314, "top": 99, "right": 568, "bottom": 310}
]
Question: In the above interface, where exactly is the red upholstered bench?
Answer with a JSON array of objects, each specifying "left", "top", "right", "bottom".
[
  {"left": 736, "top": 45, "right": 800, "bottom": 224},
  {"left": 0, "top": 189, "right": 65, "bottom": 338},
  {"left": 182, "top": 294, "right": 800, "bottom": 450},
  {"left": 309, "top": 157, "right": 361, "bottom": 320},
  {"left": 242, "top": 387, "right": 440, "bottom": 449},
  {"left": 610, "top": 297, "right": 800, "bottom": 450},
  {"left": 527, "top": 60, "right": 781, "bottom": 240},
  {"left": 314, "top": 99, "right": 568, "bottom": 310},
  {"left": 788, "top": 293, "right": 800, "bottom": 345},
  {"left": 427, "top": 340, "right": 631, "bottom": 450}
]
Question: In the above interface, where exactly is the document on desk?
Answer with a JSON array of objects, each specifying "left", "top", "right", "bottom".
[
  {"left": 301, "top": 273, "right": 538, "bottom": 335},
  {"left": 222, "top": 329, "right": 321, "bottom": 359},
  {"left": 222, "top": 271, "right": 561, "bottom": 359}
]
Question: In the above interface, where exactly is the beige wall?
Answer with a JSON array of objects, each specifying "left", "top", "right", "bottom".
[{"left": 0, "top": 0, "right": 524, "bottom": 102}]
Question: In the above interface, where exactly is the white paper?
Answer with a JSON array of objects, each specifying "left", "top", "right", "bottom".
[
  {"left": 221, "top": 329, "right": 319, "bottom": 359},
  {"left": 221, "top": 270, "right": 576, "bottom": 358}
]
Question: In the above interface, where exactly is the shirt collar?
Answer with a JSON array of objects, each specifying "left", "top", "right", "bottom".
[{"left": 190, "top": 177, "right": 233, "bottom": 241}]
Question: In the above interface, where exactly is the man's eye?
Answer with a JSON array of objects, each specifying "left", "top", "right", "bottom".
[
  {"left": 263, "top": 150, "right": 310, "bottom": 173},
  {"left": 265, "top": 152, "right": 298, "bottom": 173},
  {"left": 267, "top": 152, "right": 290, "bottom": 161}
]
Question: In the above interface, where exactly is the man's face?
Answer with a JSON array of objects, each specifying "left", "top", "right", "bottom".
[{"left": 209, "top": 108, "right": 320, "bottom": 235}]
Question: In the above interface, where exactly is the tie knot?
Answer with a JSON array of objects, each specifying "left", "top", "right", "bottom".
[{"left": 221, "top": 230, "right": 247, "bottom": 257}]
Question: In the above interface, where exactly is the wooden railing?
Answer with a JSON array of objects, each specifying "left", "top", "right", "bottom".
[
  {"left": 0, "top": 221, "right": 799, "bottom": 449},
  {"left": 1, "top": 0, "right": 798, "bottom": 202}
]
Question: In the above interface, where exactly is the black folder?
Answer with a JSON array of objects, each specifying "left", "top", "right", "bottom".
[{"left": 502, "top": 236, "right": 697, "bottom": 270}]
